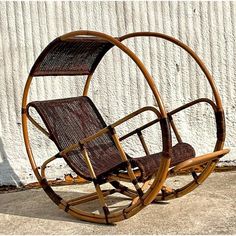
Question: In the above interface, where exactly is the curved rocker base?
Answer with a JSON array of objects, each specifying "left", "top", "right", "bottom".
[
  {"left": 111, "top": 149, "right": 229, "bottom": 203},
  {"left": 40, "top": 179, "right": 163, "bottom": 224}
]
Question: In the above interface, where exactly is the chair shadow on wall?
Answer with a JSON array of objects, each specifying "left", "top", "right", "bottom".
[{"left": 0, "top": 137, "right": 23, "bottom": 187}]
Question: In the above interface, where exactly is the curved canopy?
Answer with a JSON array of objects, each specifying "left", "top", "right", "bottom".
[{"left": 30, "top": 36, "right": 115, "bottom": 76}]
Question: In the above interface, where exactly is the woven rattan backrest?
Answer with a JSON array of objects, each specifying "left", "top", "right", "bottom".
[
  {"left": 28, "top": 96, "right": 124, "bottom": 180},
  {"left": 31, "top": 37, "right": 114, "bottom": 76}
]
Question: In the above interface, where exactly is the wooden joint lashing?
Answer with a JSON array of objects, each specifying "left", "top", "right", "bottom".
[
  {"left": 132, "top": 179, "right": 144, "bottom": 198},
  {"left": 161, "top": 186, "right": 168, "bottom": 200},
  {"left": 122, "top": 208, "right": 128, "bottom": 219},
  {"left": 167, "top": 113, "right": 173, "bottom": 121},
  {"left": 191, "top": 171, "right": 200, "bottom": 185},
  {"left": 96, "top": 177, "right": 108, "bottom": 185},
  {"left": 107, "top": 125, "right": 116, "bottom": 135},
  {"left": 161, "top": 188, "right": 166, "bottom": 200},
  {"left": 215, "top": 109, "right": 225, "bottom": 142},
  {"left": 21, "top": 108, "right": 27, "bottom": 114},
  {"left": 137, "top": 188, "right": 144, "bottom": 198},
  {"left": 103, "top": 206, "right": 110, "bottom": 224},
  {"left": 93, "top": 177, "right": 113, "bottom": 186},
  {"left": 132, "top": 179, "right": 138, "bottom": 185},
  {"left": 79, "top": 142, "right": 84, "bottom": 150},
  {"left": 40, "top": 178, "right": 62, "bottom": 205},
  {"left": 55, "top": 152, "right": 63, "bottom": 158},
  {"left": 64, "top": 203, "right": 70, "bottom": 212},
  {"left": 136, "top": 129, "right": 142, "bottom": 136},
  {"left": 109, "top": 189, "right": 117, "bottom": 195},
  {"left": 174, "top": 188, "right": 180, "bottom": 198},
  {"left": 40, "top": 178, "right": 48, "bottom": 187},
  {"left": 161, "top": 185, "right": 174, "bottom": 200},
  {"left": 110, "top": 181, "right": 128, "bottom": 194},
  {"left": 92, "top": 178, "right": 100, "bottom": 185}
]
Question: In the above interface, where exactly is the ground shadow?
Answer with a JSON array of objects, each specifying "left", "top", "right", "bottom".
[
  {"left": 0, "top": 188, "right": 132, "bottom": 224},
  {"left": 0, "top": 137, "right": 23, "bottom": 187}
]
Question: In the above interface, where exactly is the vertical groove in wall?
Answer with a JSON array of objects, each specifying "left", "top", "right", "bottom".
[
  {"left": 0, "top": 1, "right": 235, "bottom": 185},
  {"left": 134, "top": 1, "right": 145, "bottom": 122},
  {"left": 230, "top": 2, "right": 236, "bottom": 104},
  {"left": 215, "top": 2, "right": 225, "bottom": 103},
  {"left": 0, "top": 2, "right": 9, "bottom": 131},
  {"left": 154, "top": 3, "right": 164, "bottom": 106},
  {"left": 223, "top": 2, "right": 233, "bottom": 104},
  {"left": 194, "top": 3, "right": 204, "bottom": 146},
  {"left": 125, "top": 1, "right": 137, "bottom": 115},
  {"left": 140, "top": 1, "right": 152, "bottom": 139}
]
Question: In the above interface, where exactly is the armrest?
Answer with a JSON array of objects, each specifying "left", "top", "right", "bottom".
[
  {"left": 60, "top": 106, "right": 161, "bottom": 155},
  {"left": 169, "top": 98, "right": 217, "bottom": 116},
  {"left": 120, "top": 117, "right": 160, "bottom": 141},
  {"left": 170, "top": 148, "right": 230, "bottom": 174},
  {"left": 120, "top": 98, "right": 217, "bottom": 142},
  {"left": 168, "top": 98, "right": 224, "bottom": 143}
]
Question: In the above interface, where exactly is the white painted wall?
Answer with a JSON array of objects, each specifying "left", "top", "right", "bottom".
[{"left": 0, "top": 1, "right": 235, "bottom": 186}]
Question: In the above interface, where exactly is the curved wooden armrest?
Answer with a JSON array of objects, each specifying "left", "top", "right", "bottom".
[
  {"left": 169, "top": 98, "right": 217, "bottom": 116},
  {"left": 41, "top": 153, "right": 62, "bottom": 178},
  {"left": 61, "top": 106, "right": 161, "bottom": 155},
  {"left": 170, "top": 148, "right": 230, "bottom": 174},
  {"left": 110, "top": 106, "right": 161, "bottom": 128},
  {"left": 120, "top": 98, "right": 217, "bottom": 142}
]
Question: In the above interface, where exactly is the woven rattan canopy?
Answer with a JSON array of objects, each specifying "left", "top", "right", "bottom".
[
  {"left": 30, "top": 36, "right": 116, "bottom": 76},
  {"left": 22, "top": 30, "right": 229, "bottom": 224}
]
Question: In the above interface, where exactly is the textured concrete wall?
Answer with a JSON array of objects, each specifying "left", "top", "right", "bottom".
[{"left": 0, "top": 1, "right": 235, "bottom": 186}]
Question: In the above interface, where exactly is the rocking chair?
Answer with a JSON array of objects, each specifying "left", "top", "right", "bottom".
[{"left": 22, "top": 31, "right": 229, "bottom": 224}]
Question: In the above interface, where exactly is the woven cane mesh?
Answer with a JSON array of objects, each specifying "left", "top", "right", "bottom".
[
  {"left": 28, "top": 97, "right": 196, "bottom": 182},
  {"left": 32, "top": 37, "right": 114, "bottom": 76},
  {"left": 28, "top": 96, "right": 126, "bottom": 180},
  {"left": 131, "top": 142, "right": 196, "bottom": 181}
]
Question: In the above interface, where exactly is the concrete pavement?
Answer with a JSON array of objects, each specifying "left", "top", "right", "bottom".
[{"left": 0, "top": 171, "right": 235, "bottom": 235}]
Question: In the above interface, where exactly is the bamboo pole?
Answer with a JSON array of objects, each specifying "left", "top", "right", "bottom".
[
  {"left": 111, "top": 130, "right": 144, "bottom": 198},
  {"left": 171, "top": 149, "right": 229, "bottom": 173},
  {"left": 137, "top": 131, "right": 150, "bottom": 155},
  {"left": 83, "top": 74, "right": 93, "bottom": 96},
  {"left": 81, "top": 148, "right": 110, "bottom": 216}
]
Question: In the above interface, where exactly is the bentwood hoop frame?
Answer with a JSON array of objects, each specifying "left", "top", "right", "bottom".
[{"left": 22, "top": 30, "right": 229, "bottom": 224}]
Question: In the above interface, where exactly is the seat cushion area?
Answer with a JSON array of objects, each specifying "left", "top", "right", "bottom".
[{"left": 130, "top": 142, "right": 196, "bottom": 182}]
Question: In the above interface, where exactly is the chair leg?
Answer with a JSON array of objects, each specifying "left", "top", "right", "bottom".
[
  {"left": 81, "top": 147, "right": 111, "bottom": 223},
  {"left": 111, "top": 131, "right": 144, "bottom": 198}
]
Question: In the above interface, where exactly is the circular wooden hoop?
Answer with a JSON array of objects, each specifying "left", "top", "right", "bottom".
[
  {"left": 119, "top": 32, "right": 223, "bottom": 108},
  {"left": 22, "top": 30, "right": 172, "bottom": 223},
  {"left": 118, "top": 32, "right": 225, "bottom": 200}
]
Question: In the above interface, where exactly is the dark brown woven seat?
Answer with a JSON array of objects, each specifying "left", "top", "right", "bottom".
[
  {"left": 28, "top": 96, "right": 195, "bottom": 182},
  {"left": 131, "top": 142, "right": 196, "bottom": 182}
]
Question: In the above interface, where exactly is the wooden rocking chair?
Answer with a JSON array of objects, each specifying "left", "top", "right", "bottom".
[{"left": 22, "top": 31, "right": 229, "bottom": 224}]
